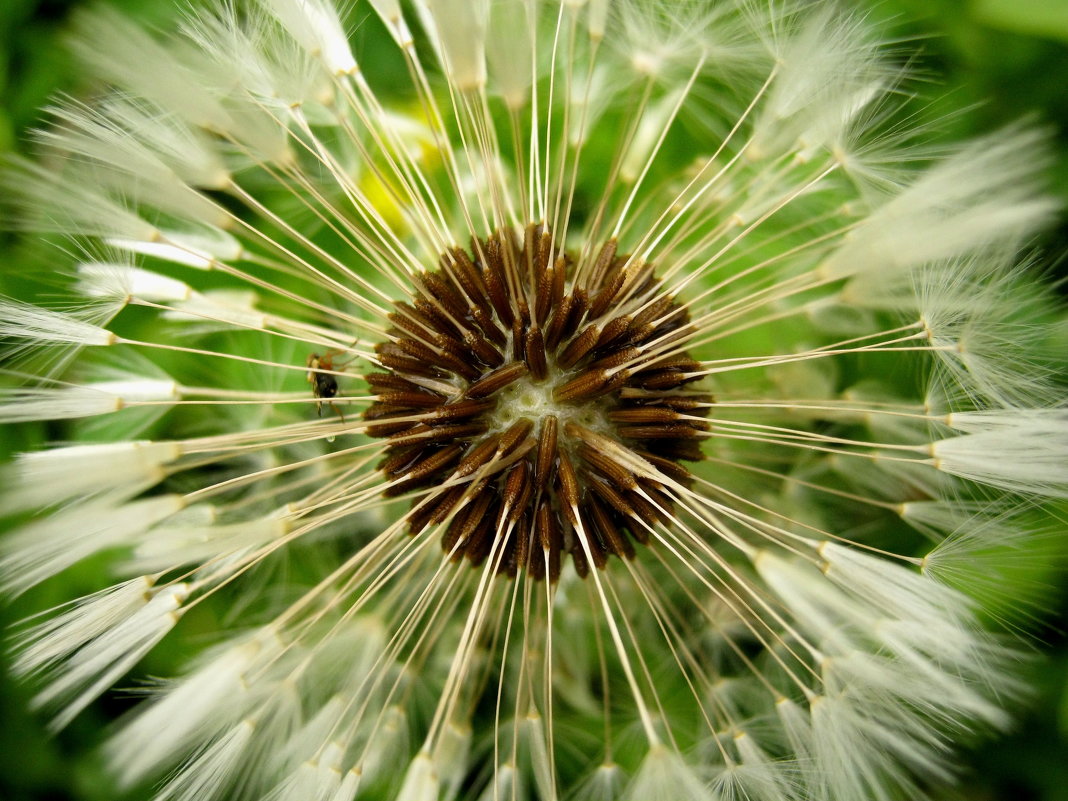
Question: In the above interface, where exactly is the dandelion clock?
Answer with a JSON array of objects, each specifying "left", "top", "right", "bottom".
[{"left": 1, "top": 1, "right": 1066, "bottom": 800}]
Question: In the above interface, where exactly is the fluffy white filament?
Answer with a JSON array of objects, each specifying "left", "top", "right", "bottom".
[
  {"left": 31, "top": 583, "right": 188, "bottom": 731},
  {"left": 3, "top": 440, "right": 183, "bottom": 511},
  {"left": 0, "top": 495, "right": 185, "bottom": 594},
  {"left": 934, "top": 409, "right": 1068, "bottom": 497},
  {"left": 106, "top": 631, "right": 282, "bottom": 787},
  {"left": 0, "top": 300, "right": 115, "bottom": 347}
]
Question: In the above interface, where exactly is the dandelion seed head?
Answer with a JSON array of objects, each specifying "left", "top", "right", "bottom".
[
  {"left": 1, "top": 0, "right": 1065, "bottom": 799},
  {"left": 364, "top": 225, "right": 709, "bottom": 580}
]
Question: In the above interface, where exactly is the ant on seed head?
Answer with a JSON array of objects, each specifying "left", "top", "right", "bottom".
[{"left": 306, "top": 349, "right": 353, "bottom": 422}]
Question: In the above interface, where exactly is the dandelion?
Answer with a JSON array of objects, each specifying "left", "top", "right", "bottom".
[{"left": 1, "top": 1, "right": 1065, "bottom": 800}]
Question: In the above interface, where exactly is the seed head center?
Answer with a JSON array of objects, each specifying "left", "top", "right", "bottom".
[
  {"left": 364, "top": 224, "right": 710, "bottom": 581},
  {"left": 491, "top": 374, "right": 610, "bottom": 441}
]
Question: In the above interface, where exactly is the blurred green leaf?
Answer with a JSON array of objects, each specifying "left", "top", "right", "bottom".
[{"left": 973, "top": 0, "right": 1068, "bottom": 42}]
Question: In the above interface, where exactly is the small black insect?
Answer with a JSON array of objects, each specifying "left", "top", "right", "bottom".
[{"left": 306, "top": 351, "right": 345, "bottom": 420}]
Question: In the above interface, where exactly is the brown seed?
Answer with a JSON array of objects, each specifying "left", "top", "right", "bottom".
[
  {"left": 627, "top": 492, "right": 664, "bottom": 529},
  {"left": 544, "top": 293, "right": 574, "bottom": 351},
  {"left": 513, "top": 515, "right": 531, "bottom": 577},
  {"left": 535, "top": 416, "right": 558, "bottom": 493},
  {"left": 523, "top": 223, "right": 538, "bottom": 276},
  {"left": 427, "top": 485, "right": 468, "bottom": 526},
  {"left": 407, "top": 494, "right": 440, "bottom": 534},
  {"left": 535, "top": 227, "right": 553, "bottom": 276},
  {"left": 618, "top": 262, "right": 654, "bottom": 303},
  {"left": 641, "top": 354, "right": 701, "bottom": 373},
  {"left": 577, "top": 443, "right": 639, "bottom": 492},
  {"left": 641, "top": 485, "right": 676, "bottom": 525},
  {"left": 588, "top": 476, "right": 634, "bottom": 517},
  {"left": 615, "top": 423, "right": 703, "bottom": 440},
  {"left": 558, "top": 324, "right": 601, "bottom": 369},
  {"left": 365, "top": 418, "right": 417, "bottom": 438},
  {"left": 512, "top": 316, "right": 526, "bottom": 362},
  {"left": 465, "top": 362, "right": 529, "bottom": 398},
  {"left": 498, "top": 527, "right": 518, "bottom": 577},
  {"left": 569, "top": 528, "right": 590, "bottom": 578},
  {"left": 414, "top": 296, "right": 461, "bottom": 339},
  {"left": 375, "top": 343, "right": 447, "bottom": 377},
  {"left": 433, "top": 331, "right": 471, "bottom": 361},
  {"left": 633, "top": 393, "right": 712, "bottom": 412},
  {"left": 393, "top": 443, "right": 463, "bottom": 484},
  {"left": 587, "top": 368, "right": 630, "bottom": 401},
  {"left": 499, "top": 419, "right": 536, "bottom": 456},
  {"left": 551, "top": 255, "right": 566, "bottom": 310},
  {"left": 375, "top": 390, "right": 445, "bottom": 410},
  {"left": 652, "top": 438, "right": 705, "bottom": 462},
  {"left": 622, "top": 322, "right": 656, "bottom": 344},
  {"left": 624, "top": 516, "right": 650, "bottom": 546},
  {"left": 455, "top": 433, "right": 503, "bottom": 477},
  {"left": 388, "top": 306, "right": 435, "bottom": 341},
  {"left": 388, "top": 422, "right": 487, "bottom": 444},
  {"left": 629, "top": 294, "right": 675, "bottom": 332},
  {"left": 595, "top": 315, "right": 632, "bottom": 348},
  {"left": 528, "top": 541, "right": 547, "bottom": 581},
  {"left": 589, "top": 266, "right": 627, "bottom": 319},
  {"left": 482, "top": 233, "right": 515, "bottom": 326},
  {"left": 556, "top": 452, "right": 581, "bottom": 525},
  {"left": 500, "top": 460, "right": 533, "bottom": 523},
  {"left": 526, "top": 326, "right": 548, "bottom": 380},
  {"left": 463, "top": 512, "right": 497, "bottom": 567},
  {"left": 589, "top": 239, "right": 618, "bottom": 289},
  {"left": 561, "top": 288, "right": 589, "bottom": 341},
  {"left": 393, "top": 337, "right": 459, "bottom": 374},
  {"left": 444, "top": 247, "right": 489, "bottom": 307},
  {"left": 417, "top": 272, "right": 468, "bottom": 323},
  {"left": 634, "top": 450, "right": 692, "bottom": 485},
  {"left": 637, "top": 369, "right": 689, "bottom": 390},
  {"left": 463, "top": 331, "right": 505, "bottom": 367},
  {"left": 589, "top": 346, "right": 642, "bottom": 371},
  {"left": 598, "top": 369, "right": 627, "bottom": 401},
  {"left": 647, "top": 307, "right": 688, "bottom": 335},
  {"left": 579, "top": 506, "right": 609, "bottom": 570},
  {"left": 377, "top": 443, "right": 426, "bottom": 475},
  {"left": 471, "top": 305, "right": 506, "bottom": 347},
  {"left": 608, "top": 407, "right": 680, "bottom": 424},
  {"left": 534, "top": 500, "right": 561, "bottom": 583},
  {"left": 553, "top": 369, "right": 607, "bottom": 403},
  {"left": 431, "top": 347, "right": 485, "bottom": 381},
  {"left": 365, "top": 372, "right": 426, "bottom": 393},
  {"left": 535, "top": 264, "right": 555, "bottom": 325},
  {"left": 589, "top": 495, "right": 635, "bottom": 560},
  {"left": 430, "top": 399, "right": 496, "bottom": 422},
  {"left": 443, "top": 489, "right": 496, "bottom": 554}
]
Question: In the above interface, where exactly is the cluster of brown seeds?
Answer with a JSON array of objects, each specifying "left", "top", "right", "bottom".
[{"left": 364, "top": 224, "right": 710, "bottom": 581}]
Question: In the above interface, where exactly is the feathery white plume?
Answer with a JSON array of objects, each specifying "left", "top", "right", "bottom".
[
  {"left": 31, "top": 583, "right": 188, "bottom": 731},
  {"left": 933, "top": 409, "right": 1068, "bottom": 497}
]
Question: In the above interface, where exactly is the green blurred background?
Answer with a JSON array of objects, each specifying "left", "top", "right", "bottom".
[{"left": 0, "top": 0, "right": 1066, "bottom": 799}]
